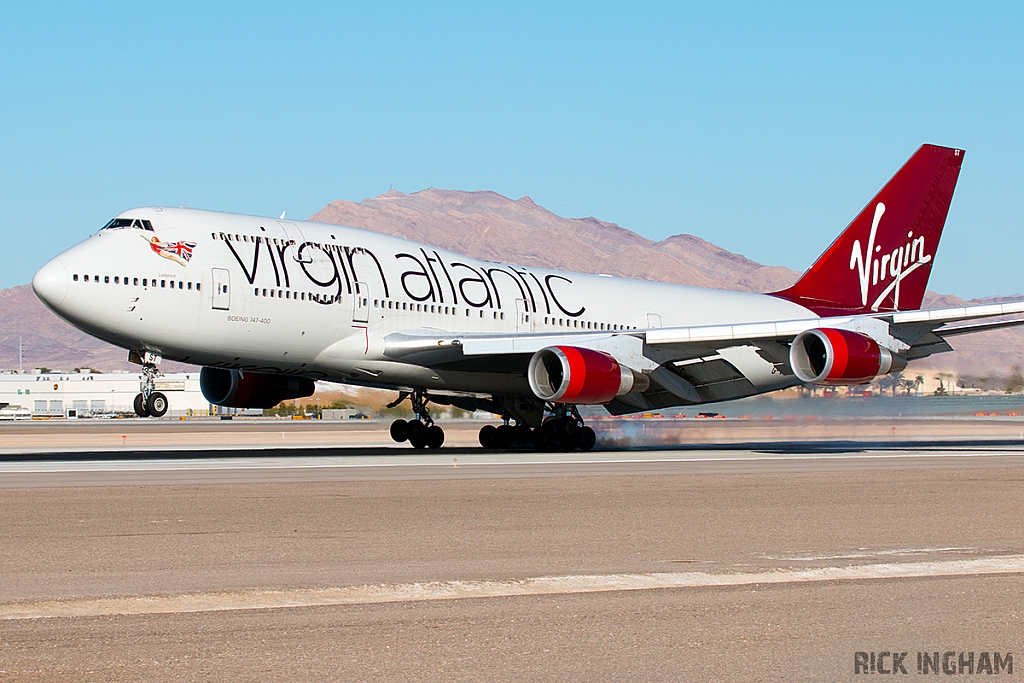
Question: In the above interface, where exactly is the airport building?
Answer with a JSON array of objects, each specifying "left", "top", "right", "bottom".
[{"left": 0, "top": 371, "right": 212, "bottom": 418}]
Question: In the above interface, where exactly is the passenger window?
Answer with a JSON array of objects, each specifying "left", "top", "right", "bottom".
[
  {"left": 161, "top": 280, "right": 166, "bottom": 288},
  {"left": 142, "top": 279, "right": 147, "bottom": 286},
  {"left": 73, "top": 274, "right": 79, "bottom": 282},
  {"left": 196, "top": 283, "right": 201, "bottom": 291},
  {"left": 113, "top": 276, "right": 119, "bottom": 284},
  {"left": 188, "top": 282, "right": 192, "bottom": 290}
]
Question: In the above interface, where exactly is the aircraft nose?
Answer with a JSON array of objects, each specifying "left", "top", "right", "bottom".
[{"left": 32, "top": 258, "right": 69, "bottom": 309}]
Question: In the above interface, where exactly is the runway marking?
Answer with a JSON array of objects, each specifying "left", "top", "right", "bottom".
[
  {"left": 758, "top": 546, "right": 980, "bottom": 562},
  {"left": 3, "top": 554, "right": 1024, "bottom": 620},
  {"left": 1, "top": 448, "right": 1022, "bottom": 474}
]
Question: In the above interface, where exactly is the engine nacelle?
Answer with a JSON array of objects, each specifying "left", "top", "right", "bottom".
[
  {"left": 200, "top": 367, "right": 315, "bottom": 409},
  {"left": 528, "top": 346, "right": 650, "bottom": 404},
  {"left": 789, "top": 328, "right": 906, "bottom": 386}
]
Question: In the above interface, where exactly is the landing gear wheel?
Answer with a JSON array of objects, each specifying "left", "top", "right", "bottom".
[
  {"left": 494, "top": 424, "right": 515, "bottom": 449},
  {"left": 578, "top": 426, "right": 597, "bottom": 452},
  {"left": 513, "top": 424, "right": 532, "bottom": 448},
  {"left": 407, "top": 419, "right": 426, "bottom": 442},
  {"left": 409, "top": 431, "right": 428, "bottom": 449},
  {"left": 390, "top": 419, "right": 409, "bottom": 443},
  {"left": 145, "top": 392, "right": 168, "bottom": 418},
  {"left": 530, "top": 427, "right": 552, "bottom": 451},
  {"left": 478, "top": 424, "right": 497, "bottom": 449},
  {"left": 426, "top": 425, "right": 445, "bottom": 449},
  {"left": 133, "top": 393, "right": 148, "bottom": 418}
]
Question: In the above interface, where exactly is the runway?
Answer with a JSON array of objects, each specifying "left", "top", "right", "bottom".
[{"left": 1, "top": 423, "right": 1022, "bottom": 681}]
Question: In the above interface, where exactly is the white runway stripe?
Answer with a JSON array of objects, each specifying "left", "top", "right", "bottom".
[
  {"left": 3, "top": 554, "right": 1024, "bottom": 620},
  {"left": 0, "top": 447, "right": 1019, "bottom": 474}
]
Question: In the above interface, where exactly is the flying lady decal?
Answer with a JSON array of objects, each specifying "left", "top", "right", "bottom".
[{"left": 146, "top": 236, "right": 197, "bottom": 266}]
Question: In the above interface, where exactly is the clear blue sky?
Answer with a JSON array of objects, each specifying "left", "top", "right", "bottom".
[{"left": 2, "top": 2, "right": 1022, "bottom": 298}]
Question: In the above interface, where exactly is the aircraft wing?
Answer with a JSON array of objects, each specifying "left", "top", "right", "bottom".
[{"left": 383, "top": 300, "right": 1024, "bottom": 384}]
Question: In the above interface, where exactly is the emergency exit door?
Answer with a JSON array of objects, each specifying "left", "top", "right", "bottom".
[
  {"left": 211, "top": 268, "right": 230, "bottom": 310},
  {"left": 352, "top": 282, "right": 369, "bottom": 324},
  {"left": 515, "top": 298, "right": 531, "bottom": 332}
]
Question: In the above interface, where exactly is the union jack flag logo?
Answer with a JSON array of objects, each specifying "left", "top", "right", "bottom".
[{"left": 145, "top": 236, "right": 196, "bottom": 266}]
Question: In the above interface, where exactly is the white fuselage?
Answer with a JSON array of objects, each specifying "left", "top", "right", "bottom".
[{"left": 33, "top": 207, "right": 815, "bottom": 400}]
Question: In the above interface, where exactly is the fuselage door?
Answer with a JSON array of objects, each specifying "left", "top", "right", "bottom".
[
  {"left": 515, "top": 298, "right": 531, "bottom": 333},
  {"left": 352, "top": 281, "right": 369, "bottom": 324},
  {"left": 212, "top": 268, "right": 230, "bottom": 310},
  {"left": 277, "top": 221, "right": 313, "bottom": 264},
  {"left": 647, "top": 313, "right": 662, "bottom": 329}
]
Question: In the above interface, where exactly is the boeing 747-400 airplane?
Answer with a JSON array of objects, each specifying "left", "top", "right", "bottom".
[{"left": 32, "top": 145, "right": 1024, "bottom": 450}]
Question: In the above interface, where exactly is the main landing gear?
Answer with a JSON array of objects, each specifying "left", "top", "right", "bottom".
[
  {"left": 388, "top": 389, "right": 445, "bottom": 449},
  {"left": 133, "top": 363, "right": 168, "bottom": 418},
  {"left": 479, "top": 406, "right": 596, "bottom": 452}
]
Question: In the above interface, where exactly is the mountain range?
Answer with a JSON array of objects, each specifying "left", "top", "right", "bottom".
[{"left": 1, "top": 189, "right": 1020, "bottom": 378}]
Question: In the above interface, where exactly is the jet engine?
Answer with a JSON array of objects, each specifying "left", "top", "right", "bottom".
[
  {"left": 527, "top": 346, "right": 649, "bottom": 404},
  {"left": 200, "top": 367, "right": 315, "bottom": 409},
  {"left": 789, "top": 328, "right": 906, "bottom": 385}
]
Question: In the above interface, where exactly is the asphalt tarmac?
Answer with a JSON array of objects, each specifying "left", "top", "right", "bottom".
[{"left": 1, "top": 421, "right": 1022, "bottom": 682}]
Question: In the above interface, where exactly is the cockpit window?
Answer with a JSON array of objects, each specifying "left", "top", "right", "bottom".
[{"left": 101, "top": 218, "right": 154, "bottom": 231}]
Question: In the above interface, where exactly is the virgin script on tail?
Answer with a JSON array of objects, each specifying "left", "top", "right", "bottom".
[{"left": 849, "top": 202, "right": 932, "bottom": 311}]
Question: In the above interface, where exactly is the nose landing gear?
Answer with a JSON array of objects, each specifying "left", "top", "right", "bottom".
[
  {"left": 388, "top": 390, "right": 445, "bottom": 449},
  {"left": 133, "top": 363, "right": 168, "bottom": 418}
]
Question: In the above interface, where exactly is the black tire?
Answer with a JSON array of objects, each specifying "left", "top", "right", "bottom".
[
  {"left": 133, "top": 393, "right": 148, "bottom": 418},
  {"left": 578, "top": 426, "right": 597, "bottom": 452},
  {"left": 408, "top": 432, "right": 428, "bottom": 449},
  {"left": 407, "top": 419, "right": 426, "bottom": 441},
  {"left": 146, "top": 392, "right": 168, "bottom": 418},
  {"left": 389, "top": 419, "right": 409, "bottom": 443},
  {"left": 425, "top": 425, "right": 445, "bottom": 449},
  {"left": 560, "top": 418, "right": 578, "bottom": 439},
  {"left": 530, "top": 427, "right": 552, "bottom": 451},
  {"left": 512, "top": 423, "right": 532, "bottom": 448},
  {"left": 478, "top": 424, "right": 497, "bottom": 449},
  {"left": 494, "top": 424, "right": 515, "bottom": 449}
]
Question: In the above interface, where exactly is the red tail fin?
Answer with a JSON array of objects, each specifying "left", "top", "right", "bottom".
[{"left": 772, "top": 145, "right": 964, "bottom": 315}]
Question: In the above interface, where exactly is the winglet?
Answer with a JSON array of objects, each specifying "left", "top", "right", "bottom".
[{"left": 772, "top": 145, "right": 965, "bottom": 315}]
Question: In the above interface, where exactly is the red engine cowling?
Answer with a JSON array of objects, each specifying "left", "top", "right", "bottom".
[
  {"left": 200, "top": 367, "right": 315, "bottom": 409},
  {"left": 789, "top": 328, "right": 906, "bottom": 385},
  {"left": 528, "top": 346, "right": 649, "bottom": 404}
]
